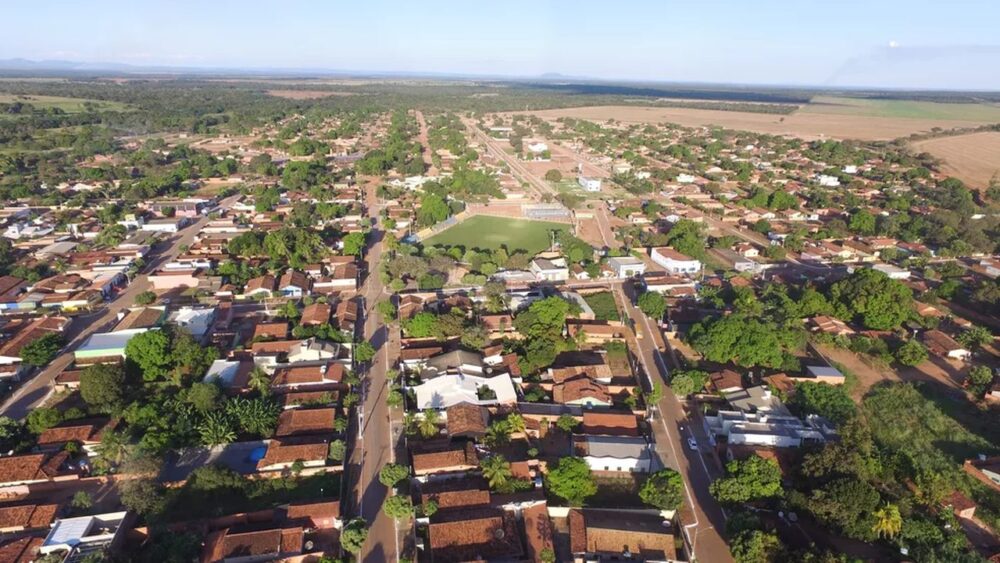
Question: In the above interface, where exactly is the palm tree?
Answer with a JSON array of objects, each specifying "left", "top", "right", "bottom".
[
  {"left": 481, "top": 455, "right": 513, "bottom": 490},
  {"left": 248, "top": 367, "right": 271, "bottom": 396},
  {"left": 485, "top": 422, "right": 511, "bottom": 449},
  {"left": 95, "top": 429, "right": 130, "bottom": 466},
  {"left": 872, "top": 504, "right": 902, "bottom": 539},
  {"left": 506, "top": 413, "right": 526, "bottom": 436},
  {"left": 418, "top": 409, "right": 441, "bottom": 439}
]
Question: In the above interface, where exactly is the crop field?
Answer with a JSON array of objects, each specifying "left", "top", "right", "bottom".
[
  {"left": 519, "top": 103, "right": 1000, "bottom": 141},
  {"left": 803, "top": 95, "right": 1000, "bottom": 121},
  {"left": 0, "top": 93, "right": 129, "bottom": 113},
  {"left": 911, "top": 131, "right": 1000, "bottom": 188},
  {"left": 423, "top": 215, "right": 568, "bottom": 254}
]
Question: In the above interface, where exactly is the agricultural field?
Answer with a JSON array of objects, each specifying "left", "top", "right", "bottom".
[
  {"left": 804, "top": 95, "right": 1000, "bottom": 121},
  {"left": 521, "top": 102, "right": 1000, "bottom": 141},
  {"left": 0, "top": 93, "right": 129, "bottom": 113},
  {"left": 422, "top": 215, "right": 568, "bottom": 254},
  {"left": 911, "top": 131, "right": 1000, "bottom": 189}
]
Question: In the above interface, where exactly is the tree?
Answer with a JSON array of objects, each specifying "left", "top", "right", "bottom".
[
  {"left": 403, "top": 312, "right": 438, "bottom": 337},
  {"left": 805, "top": 478, "right": 881, "bottom": 541},
  {"left": 689, "top": 315, "right": 792, "bottom": 369},
  {"left": 639, "top": 468, "right": 684, "bottom": 510},
  {"left": 637, "top": 291, "right": 666, "bottom": 320},
  {"left": 20, "top": 333, "right": 63, "bottom": 367},
  {"left": 515, "top": 297, "right": 570, "bottom": 342},
  {"left": 383, "top": 495, "right": 415, "bottom": 520},
  {"left": 544, "top": 169, "right": 562, "bottom": 182},
  {"left": 248, "top": 367, "right": 271, "bottom": 396},
  {"left": 789, "top": 382, "right": 856, "bottom": 425},
  {"left": 71, "top": 490, "right": 93, "bottom": 511},
  {"left": 341, "top": 232, "right": 367, "bottom": 257},
  {"left": 377, "top": 300, "right": 397, "bottom": 321},
  {"left": 895, "top": 339, "right": 928, "bottom": 367},
  {"left": 417, "top": 409, "right": 441, "bottom": 438},
  {"left": 958, "top": 325, "right": 993, "bottom": 351},
  {"left": 848, "top": 209, "right": 876, "bottom": 235},
  {"left": 546, "top": 457, "right": 597, "bottom": 505},
  {"left": 829, "top": 269, "right": 913, "bottom": 330},
  {"left": 669, "top": 370, "right": 709, "bottom": 397},
  {"left": 125, "top": 329, "right": 173, "bottom": 381},
  {"left": 710, "top": 455, "right": 783, "bottom": 504},
  {"left": 80, "top": 363, "right": 126, "bottom": 413},
  {"left": 872, "top": 504, "right": 902, "bottom": 539},
  {"left": 482, "top": 455, "right": 513, "bottom": 490},
  {"left": 556, "top": 414, "right": 580, "bottom": 433},
  {"left": 354, "top": 341, "right": 376, "bottom": 364},
  {"left": 185, "top": 382, "right": 220, "bottom": 412},
  {"left": 197, "top": 411, "right": 236, "bottom": 446},
  {"left": 26, "top": 407, "right": 62, "bottom": 434},
  {"left": 340, "top": 518, "right": 369, "bottom": 554},
  {"left": 134, "top": 291, "right": 156, "bottom": 305},
  {"left": 967, "top": 365, "right": 995, "bottom": 396},
  {"left": 379, "top": 463, "right": 410, "bottom": 488},
  {"left": 328, "top": 439, "right": 346, "bottom": 462},
  {"left": 730, "top": 530, "right": 782, "bottom": 563},
  {"left": 416, "top": 193, "right": 450, "bottom": 227}
]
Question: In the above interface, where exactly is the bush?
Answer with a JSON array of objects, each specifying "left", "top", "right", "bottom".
[
  {"left": 20, "top": 333, "right": 63, "bottom": 367},
  {"left": 134, "top": 291, "right": 157, "bottom": 305},
  {"left": 544, "top": 169, "right": 562, "bottom": 182},
  {"left": 895, "top": 339, "right": 928, "bottom": 366}
]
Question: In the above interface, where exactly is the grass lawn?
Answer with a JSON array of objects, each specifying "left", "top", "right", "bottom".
[
  {"left": 804, "top": 96, "right": 1000, "bottom": 121},
  {"left": 583, "top": 291, "right": 619, "bottom": 321},
  {"left": 423, "top": 215, "right": 569, "bottom": 254},
  {"left": 0, "top": 93, "right": 130, "bottom": 114},
  {"left": 587, "top": 474, "right": 647, "bottom": 508}
]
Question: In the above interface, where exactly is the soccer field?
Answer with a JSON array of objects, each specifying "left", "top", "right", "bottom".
[{"left": 422, "top": 215, "right": 569, "bottom": 254}]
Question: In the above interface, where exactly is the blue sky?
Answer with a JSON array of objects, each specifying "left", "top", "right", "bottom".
[{"left": 4, "top": 0, "right": 999, "bottom": 89}]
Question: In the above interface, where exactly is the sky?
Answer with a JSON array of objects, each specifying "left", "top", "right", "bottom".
[{"left": 3, "top": 0, "right": 1000, "bottom": 90}]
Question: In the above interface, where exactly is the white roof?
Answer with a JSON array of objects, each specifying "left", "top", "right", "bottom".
[
  {"left": 204, "top": 360, "right": 243, "bottom": 386},
  {"left": 78, "top": 328, "right": 149, "bottom": 353},
  {"left": 414, "top": 373, "right": 517, "bottom": 410},
  {"left": 42, "top": 511, "right": 127, "bottom": 552}
]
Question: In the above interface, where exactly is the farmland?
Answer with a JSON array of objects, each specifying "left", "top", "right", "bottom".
[
  {"left": 520, "top": 102, "right": 1000, "bottom": 141},
  {"left": 0, "top": 93, "right": 129, "bottom": 113},
  {"left": 911, "top": 131, "right": 1000, "bottom": 189},
  {"left": 422, "top": 215, "right": 568, "bottom": 254}
]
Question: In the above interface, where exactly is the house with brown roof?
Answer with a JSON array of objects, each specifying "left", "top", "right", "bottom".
[
  {"left": 809, "top": 315, "right": 855, "bottom": 337},
  {"left": 428, "top": 507, "right": 524, "bottom": 563},
  {"left": 278, "top": 270, "right": 311, "bottom": 298},
  {"left": 334, "top": 299, "right": 358, "bottom": 332},
  {"left": 256, "top": 438, "right": 330, "bottom": 473},
  {"left": 709, "top": 369, "right": 744, "bottom": 394},
  {"left": 419, "top": 478, "right": 492, "bottom": 510},
  {"left": 412, "top": 441, "right": 479, "bottom": 479},
  {"left": 201, "top": 525, "right": 305, "bottom": 563},
  {"left": 113, "top": 306, "right": 167, "bottom": 331},
  {"left": 275, "top": 407, "right": 335, "bottom": 437},
  {"left": 0, "top": 502, "right": 59, "bottom": 533},
  {"left": 445, "top": 402, "right": 488, "bottom": 439},
  {"left": 36, "top": 417, "right": 114, "bottom": 454},
  {"left": 271, "top": 360, "right": 345, "bottom": 390},
  {"left": 244, "top": 274, "right": 276, "bottom": 298},
  {"left": 0, "top": 316, "right": 71, "bottom": 378},
  {"left": 300, "top": 302, "right": 332, "bottom": 326},
  {"left": 251, "top": 321, "right": 289, "bottom": 341},
  {"left": 313, "top": 263, "right": 358, "bottom": 293},
  {"left": 582, "top": 412, "right": 640, "bottom": 437},
  {"left": 569, "top": 509, "right": 677, "bottom": 562},
  {"left": 0, "top": 452, "right": 77, "bottom": 487},
  {"left": 285, "top": 500, "right": 340, "bottom": 530},
  {"left": 922, "top": 329, "right": 971, "bottom": 361},
  {"left": 553, "top": 375, "right": 613, "bottom": 407},
  {"left": 567, "top": 320, "right": 628, "bottom": 344}
]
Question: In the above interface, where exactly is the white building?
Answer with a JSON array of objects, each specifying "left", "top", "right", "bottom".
[
  {"left": 40, "top": 511, "right": 130, "bottom": 560},
  {"left": 676, "top": 173, "right": 696, "bottom": 184},
  {"left": 578, "top": 435, "right": 653, "bottom": 473},
  {"left": 140, "top": 217, "right": 187, "bottom": 233},
  {"left": 650, "top": 247, "right": 701, "bottom": 275},
  {"left": 578, "top": 176, "right": 602, "bottom": 192},
  {"left": 816, "top": 174, "right": 841, "bottom": 187},
  {"left": 606, "top": 256, "right": 647, "bottom": 278},
  {"left": 530, "top": 257, "right": 569, "bottom": 282},
  {"left": 413, "top": 373, "right": 518, "bottom": 410},
  {"left": 871, "top": 263, "right": 911, "bottom": 280},
  {"left": 527, "top": 142, "right": 549, "bottom": 154}
]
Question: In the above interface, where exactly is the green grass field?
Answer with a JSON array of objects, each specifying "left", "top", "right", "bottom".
[
  {"left": 0, "top": 93, "right": 130, "bottom": 113},
  {"left": 803, "top": 95, "right": 1000, "bottom": 121},
  {"left": 423, "top": 215, "right": 568, "bottom": 254}
]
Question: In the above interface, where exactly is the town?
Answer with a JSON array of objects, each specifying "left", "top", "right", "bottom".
[{"left": 0, "top": 46, "right": 999, "bottom": 563}]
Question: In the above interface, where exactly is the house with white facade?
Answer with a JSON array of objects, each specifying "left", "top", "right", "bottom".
[
  {"left": 578, "top": 176, "right": 602, "bottom": 192},
  {"left": 606, "top": 256, "right": 647, "bottom": 278},
  {"left": 650, "top": 247, "right": 701, "bottom": 275},
  {"left": 575, "top": 435, "right": 653, "bottom": 473}
]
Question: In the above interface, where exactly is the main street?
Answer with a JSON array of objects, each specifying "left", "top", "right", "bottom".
[
  {"left": 348, "top": 181, "right": 404, "bottom": 562},
  {"left": 616, "top": 282, "right": 733, "bottom": 563},
  {"left": 0, "top": 194, "right": 241, "bottom": 420}
]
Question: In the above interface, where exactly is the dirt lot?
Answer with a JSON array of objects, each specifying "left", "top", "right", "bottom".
[
  {"left": 911, "top": 132, "right": 1000, "bottom": 189},
  {"left": 519, "top": 105, "right": 996, "bottom": 141},
  {"left": 816, "top": 343, "right": 968, "bottom": 401},
  {"left": 266, "top": 89, "right": 354, "bottom": 99}
]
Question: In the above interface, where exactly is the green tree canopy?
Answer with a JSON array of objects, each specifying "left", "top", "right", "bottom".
[
  {"left": 545, "top": 456, "right": 597, "bottom": 506},
  {"left": 79, "top": 363, "right": 126, "bottom": 413},
  {"left": 637, "top": 291, "right": 667, "bottom": 320},
  {"left": 710, "top": 455, "right": 783, "bottom": 504},
  {"left": 829, "top": 269, "right": 913, "bottom": 330},
  {"left": 639, "top": 468, "right": 685, "bottom": 510},
  {"left": 20, "top": 332, "right": 63, "bottom": 367}
]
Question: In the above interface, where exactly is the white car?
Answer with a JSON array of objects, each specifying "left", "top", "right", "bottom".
[{"left": 687, "top": 437, "right": 698, "bottom": 451}]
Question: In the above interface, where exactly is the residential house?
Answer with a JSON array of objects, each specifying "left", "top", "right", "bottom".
[
  {"left": 411, "top": 441, "right": 480, "bottom": 479},
  {"left": 606, "top": 256, "right": 647, "bottom": 278},
  {"left": 278, "top": 270, "right": 311, "bottom": 298},
  {"left": 569, "top": 509, "right": 677, "bottom": 562},
  {"left": 257, "top": 438, "right": 329, "bottom": 472},
  {"left": 201, "top": 525, "right": 305, "bottom": 563},
  {"left": 650, "top": 247, "right": 701, "bottom": 275},
  {"left": 923, "top": 330, "right": 971, "bottom": 360},
  {"left": 530, "top": 257, "right": 569, "bottom": 282},
  {"left": 574, "top": 435, "right": 653, "bottom": 473}
]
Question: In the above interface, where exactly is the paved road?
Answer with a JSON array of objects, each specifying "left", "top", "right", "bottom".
[
  {"left": 463, "top": 117, "right": 556, "bottom": 201},
  {"left": 348, "top": 182, "right": 405, "bottom": 563},
  {"left": 616, "top": 282, "right": 733, "bottom": 563},
  {"left": 0, "top": 195, "right": 240, "bottom": 420}
]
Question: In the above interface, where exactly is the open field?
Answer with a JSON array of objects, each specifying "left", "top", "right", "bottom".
[
  {"left": 519, "top": 104, "right": 1000, "bottom": 141},
  {"left": 804, "top": 96, "right": 1000, "bottom": 121},
  {"left": 265, "top": 89, "right": 355, "bottom": 99},
  {"left": 423, "top": 215, "right": 567, "bottom": 254},
  {"left": 0, "top": 93, "right": 128, "bottom": 113},
  {"left": 911, "top": 131, "right": 1000, "bottom": 188}
]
